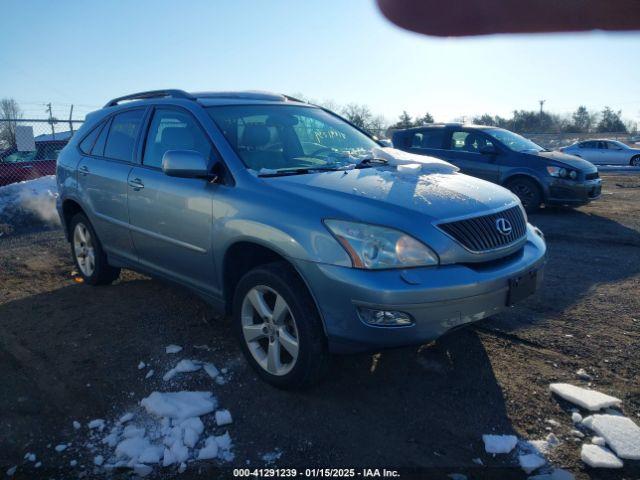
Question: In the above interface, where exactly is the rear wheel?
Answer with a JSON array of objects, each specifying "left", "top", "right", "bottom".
[
  {"left": 631, "top": 155, "right": 640, "bottom": 167},
  {"left": 70, "top": 213, "right": 120, "bottom": 285},
  {"left": 506, "top": 177, "right": 542, "bottom": 213},
  {"left": 233, "top": 262, "right": 329, "bottom": 389}
]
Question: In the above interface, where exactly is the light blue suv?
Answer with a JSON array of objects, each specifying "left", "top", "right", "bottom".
[{"left": 56, "top": 90, "right": 546, "bottom": 388}]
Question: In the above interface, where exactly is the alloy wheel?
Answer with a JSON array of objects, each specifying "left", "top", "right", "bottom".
[
  {"left": 241, "top": 285, "right": 299, "bottom": 376},
  {"left": 73, "top": 222, "right": 95, "bottom": 277},
  {"left": 511, "top": 183, "right": 535, "bottom": 207}
]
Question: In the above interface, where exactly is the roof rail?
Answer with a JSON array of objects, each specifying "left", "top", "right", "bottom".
[{"left": 103, "top": 89, "right": 195, "bottom": 108}]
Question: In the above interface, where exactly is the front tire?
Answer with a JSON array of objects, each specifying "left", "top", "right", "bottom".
[
  {"left": 232, "top": 262, "right": 329, "bottom": 389},
  {"left": 506, "top": 177, "right": 542, "bottom": 213},
  {"left": 631, "top": 155, "right": 640, "bottom": 167},
  {"left": 69, "top": 213, "right": 120, "bottom": 285}
]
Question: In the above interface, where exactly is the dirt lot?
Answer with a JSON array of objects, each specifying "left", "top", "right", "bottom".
[{"left": 1, "top": 173, "right": 639, "bottom": 479}]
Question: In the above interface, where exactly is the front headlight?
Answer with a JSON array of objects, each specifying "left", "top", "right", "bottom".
[
  {"left": 324, "top": 220, "right": 439, "bottom": 269},
  {"left": 547, "top": 166, "right": 578, "bottom": 179}
]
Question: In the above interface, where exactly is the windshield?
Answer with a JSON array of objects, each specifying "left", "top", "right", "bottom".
[
  {"left": 206, "top": 105, "right": 380, "bottom": 173},
  {"left": 482, "top": 128, "right": 545, "bottom": 153}
]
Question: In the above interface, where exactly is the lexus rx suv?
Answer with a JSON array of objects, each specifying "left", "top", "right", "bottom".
[{"left": 56, "top": 90, "right": 546, "bottom": 388}]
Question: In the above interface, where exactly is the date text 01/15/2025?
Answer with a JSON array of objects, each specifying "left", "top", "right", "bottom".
[{"left": 232, "top": 468, "right": 401, "bottom": 478}]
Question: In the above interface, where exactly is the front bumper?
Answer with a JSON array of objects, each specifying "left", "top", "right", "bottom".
[
  {"left": 546, "top": 178, "right": 601, "bottom": 206},
  {"left": 294, "top": 225, "right": 546, "bottom": 353}
]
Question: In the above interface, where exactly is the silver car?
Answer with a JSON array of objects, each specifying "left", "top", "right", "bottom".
[
  {"left": 56, "top": 90, "right": 547, "bottom": 388},
  {"left": 561, "top": 139, "right": 640, "bottom": 166}
]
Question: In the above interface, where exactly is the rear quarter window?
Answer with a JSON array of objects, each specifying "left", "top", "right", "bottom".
[
  {"left": 79, "top": 123, "right": 104, "bottom": 154},
  {"left": 103, "top": 109, "right": 145, "bottom": 162}
]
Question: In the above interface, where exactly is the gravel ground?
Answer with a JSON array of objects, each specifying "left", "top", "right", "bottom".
[{"left": 0, "top": 173, "right": 639, "bottom": 479}]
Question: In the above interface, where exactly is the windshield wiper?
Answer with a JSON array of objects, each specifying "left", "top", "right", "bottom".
[
  {"left": 354, "top": 157, "right": 388, "bottom": 168},
  {"left": 258, "top": 166, "right": 342, "bottom": 177}
]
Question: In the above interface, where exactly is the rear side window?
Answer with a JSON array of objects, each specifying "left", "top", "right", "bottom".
[
  {"left": 104, "top": 109, "right": 145, "bottom": 162},
  {"left": 92, "top": 118, "right": 111, "bottom": 157},
  {"left": 410, "top": 129, "right": 445, "bottom": 149},
  {"left": 79, "top": 123, "right": 104, "bottom": 154},
  {"left": 143, "top": 108, "right": 212, "bottom": 169},
  {"left": 580, "top": 141, "right": 596, "bottom": 148},
  {"left": 448, "top": 130, "right": 494, "bottom": 153}
]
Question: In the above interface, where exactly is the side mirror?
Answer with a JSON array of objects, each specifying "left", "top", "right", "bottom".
[
  {"left": 162, "top": 150, "right": 216, "bottom": 180},
  {"left": 479, "top": 144, "right": 497, "bottom": 155}
]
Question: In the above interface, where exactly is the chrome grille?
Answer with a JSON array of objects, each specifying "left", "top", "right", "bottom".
[{"left": 438, "top": 205, "right": 527, "bottom": 253}]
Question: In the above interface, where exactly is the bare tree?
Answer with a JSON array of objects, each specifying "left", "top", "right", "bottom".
[
  {"left": 341, "top": 104, "right": 373, "bottom": 130},
  {"left": 0, "top": 98, "right": 23, "bottom": 149}
]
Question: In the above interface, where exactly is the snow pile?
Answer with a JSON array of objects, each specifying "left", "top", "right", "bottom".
[
  {"left": 372, "top": 147, "right": 458, "bottom": 173},
  {"left": 482, "top": 434, "right": 518, "bottom": 454},
  {"left": 165, "top": 344, "right": 183, "bottom": 354},
  {"left": 581, "top": 414, "right": 640, "bottom": 460},
  {"left": 580, "top": 444, "right": 623, "bottom": 468},
  {"left": 549, "top": 383, "right": 621, "bottom": 411},
  {"left": 162, "top": 359, "right": 202, "bottom": 381},
  {"left": 90, "top": 390, "right": 233, "bottom": 474},
  {"left": 0, "top": 175, "right": 59, "bottom": 232},
  {"left": 518, "top": 453, "right": 546, "bottom": 474}
]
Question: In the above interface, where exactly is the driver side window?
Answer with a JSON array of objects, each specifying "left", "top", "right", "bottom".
[{"left": 448, "top": 130, "right": 494, "bottom": 153}]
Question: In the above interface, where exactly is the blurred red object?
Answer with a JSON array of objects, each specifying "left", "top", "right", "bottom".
[{"left": 376, "top": 0, "right": 640, "bottom": 36}]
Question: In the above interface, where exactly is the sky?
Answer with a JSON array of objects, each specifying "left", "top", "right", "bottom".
[{"left": 1, "top": 0, "right": 639, "bottom": 124}]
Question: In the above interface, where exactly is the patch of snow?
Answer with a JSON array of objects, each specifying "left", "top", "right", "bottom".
[
  {"left": 261, "top": 450, "right": 283, "bottom": 464},
  {"left": 145, "top": 369, "right": 154, "bottom": 379},
  {"left": 34, "top": 462, "right": 41, "bottom": 469},
  {"left": 88, "top": 419, "right": 106, "bottom": 431},
  {"left": 576, "top": 368, "right": 593, "bottom": 381},
  {"left": 5, "top": 466, "right": 16, "bottom": 477},
  {"left": 119, "top": 412, "right": 134, "bottom": 424},
  {"left": 203, "top": 363, "right": 220, "bottom": 379},
  {"left": 69, "top": 460, "right": 77, "bottom": 467},
  {"left": 571, "top": 412, "right": 583, "bottom": 423},
  {"left": 24, "top": 453, "right": 36, "bottom": 462},
  {"left": 163, "top": 359, "right": 201, "bottom": 381},
  {"left": 580, "top": 444, "right": 623, "bottom": 468},
  {"left": 54, "top": 444, "right": 67, "bottom": 452},
  {"left": 73, "top": 420, "right": 81, "bottom": 429},
  {"left": 93, "top": 455, "right": 104, "bottom": 466},
  {"left": 528, "top": 468, "right": 575, "bottom": 480},
  {"left": 373, "top": 147, "right": 459, "bottom": 173},
  {"left": 138, "top": 361, "right": 146, "bottom": 370},
  {"left": 141, "top": 391, "right": 216, "bottom": 420},
  {"left": 165, "top": 344, "right": 183, "bottom": 354},
  {"left": 258, "top": 168, "right": 278, "bottom": 175},
  {"left": 134, "top": 464, "right": 153, "bottom": 477},
  {"left": 447, "top": 475, "right": 467, "bottom": 480},
  {"left": 570, "top": 429, "right": 585, "bottom": 438},
  {"left": 581, "top": 414, "right": 640, "bottom": 459},
  {"left": 592, "top": 436, "right": 606, "bottom": 446},
  {"left": 472, "top": 457, "right": 483, "bottom": 465},
  {"left": 546, "top": 419, "right": 560, "bottom": 427},
  {"left": 197, "top": 436, "right": 219, "bottom": 460},
  {"left": 178, "top": 462, "right": 187, "bottom": 473},
  {"left": 482, "top": 434, "right": 518, "bottom": 454},
  {"left": 549, "top": 383, "right": 621, "bottom": 411},
  {"left": 0, "top": 175, "right": 60, "bottom": 228},
  {"left": 215, "top": 409, "right": 233, "bottom": 426},
  {"left": 518, "top": 453, "right": 546, "bottom": 474}
]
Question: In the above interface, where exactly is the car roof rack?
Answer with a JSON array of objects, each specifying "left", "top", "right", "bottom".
[{"left": 103, "top": 89, "right": 195, "bottom": 108}]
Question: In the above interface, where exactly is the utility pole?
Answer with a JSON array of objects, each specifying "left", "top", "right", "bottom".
[
  {"left": 46, "top": 102, "right": 55, "bottom": 138},
  {"left": 68, "top": 105, "right": 74, "bottom": 135},
  {"left": 538, "top": 99, "right": 546, "bottom": 115}
]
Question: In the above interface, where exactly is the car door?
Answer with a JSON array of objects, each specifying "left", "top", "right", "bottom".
[
  {"left": 575, "top": 141, "right": 599, "bottom": 163},
  {"left": 606, "top": 141, "right": 629, "bottom": 165},
  {"left": 439, "top": 129, "right": 501, "bottom": 183},
  {"left": 77, "top": 109, "right": 146, "bottom": 262},
  {"left": 127, "top": 106, "right": 217, "bottom": 293}
]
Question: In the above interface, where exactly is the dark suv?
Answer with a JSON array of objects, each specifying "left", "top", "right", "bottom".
[{"left": 392, "top": 124, "right": 601, "bottom": 211}]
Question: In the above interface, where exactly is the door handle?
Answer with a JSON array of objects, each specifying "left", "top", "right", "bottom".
[
  {"left": 21, "top": 165, "right": 34, "bottom": 169},
  {"left": 128, "top": 178, "right": 145, "bottom": 190},
  {"left": 79, "top": 165, "right": 89, "bottom": 176}
]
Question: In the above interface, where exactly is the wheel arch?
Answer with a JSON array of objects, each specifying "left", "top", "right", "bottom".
[
  {"left": 221, "top": 240, "right": 328, "bottom": 336},
  {"left": 502, "top": 173, "right": 546, "bottom": 199},
  {"left": 61, "top": 198, "right": 87, "bottom": 239}
]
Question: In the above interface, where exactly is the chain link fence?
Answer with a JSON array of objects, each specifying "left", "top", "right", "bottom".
[{"left": 0, "top": 118, "right": 83, "bottom": 187}]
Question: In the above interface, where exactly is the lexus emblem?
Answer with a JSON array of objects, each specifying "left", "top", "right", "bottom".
[{"left": 495, "top": 218, "right": 512, "bottom": 236}]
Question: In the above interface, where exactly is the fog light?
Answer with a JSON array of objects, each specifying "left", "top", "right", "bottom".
[{"left": 357, "top": 307, "right": 414, "bottom": 326}]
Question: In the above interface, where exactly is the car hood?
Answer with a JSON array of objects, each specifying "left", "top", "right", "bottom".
[
  {"left": 265, "top": 166, "right": 519, "bottom": 224},
  {"left": 534, "top": 150, "right": 597, "bottom": 171}
]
